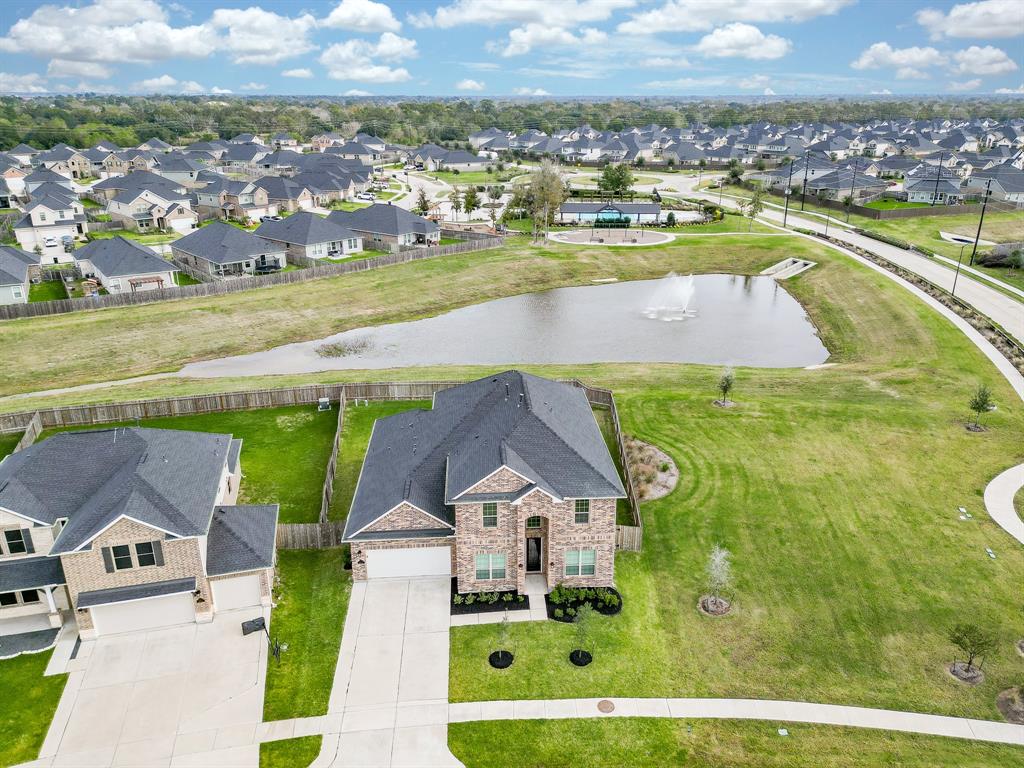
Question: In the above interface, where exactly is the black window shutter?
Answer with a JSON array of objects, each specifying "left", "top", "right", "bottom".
[
  {"left": 152, "top": 540, "right": 164, "bottom": 567},
  {"left": 23, "top": 530, "right": 34, "bottom": 554},
  {"left": 101, "top": 546, "right": 114, "bottom": 573}
]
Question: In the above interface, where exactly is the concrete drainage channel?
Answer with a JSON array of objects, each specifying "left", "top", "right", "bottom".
[{"left": 761, "top": 258, "right": 817, "bottom": 280}]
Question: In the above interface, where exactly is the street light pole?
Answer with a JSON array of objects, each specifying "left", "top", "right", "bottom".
[
  {"left": 800, "top": 150, "right": 809, "bottom": 211},
  {"left": 782, "top": 159, "right": 795, "bottom": 228},
  {"left": 952, "top": 243, "right": 966, "bottom": 298},
  {"left": 930, "top": 152, "right": 944, "bottom": 207},
  {"left": 969, "top": 179, "right": 992, "bottom": 266}
]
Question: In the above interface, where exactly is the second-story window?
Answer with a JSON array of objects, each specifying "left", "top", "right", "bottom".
[
  {"left": 112, "top": 544, "right": 133, "bottom": 570},
  {"left": 3, "top": 529, "right": 27, "bottom": 555},
  {"left": 574, "top": 499, "right": 591, "bottom": 524},
  {"left": 135, "top": 542, "right": 156, "bottom": 567},
  {"left": 482, "top": 502, "right": 498, "bottom": 528}
]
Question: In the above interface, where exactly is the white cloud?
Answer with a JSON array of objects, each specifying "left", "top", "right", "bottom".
[
  {"left": 995, "top": 83, "right": 1024, "bottom": 93},
  {"left": 344, "top": 88, "right": 372, "bottom": 96},
  {"left": 47, "top": 59, "right": 113, "bottom": 79},
  {"left": 208, "top": 7, "right": 317, "bottom": 65},
  {"left": 512, "top": 86, "right": 551, "bottom": 95},
  {"left": 0, "top": 0, "right": 213, "bottom": 64},
  {"left": 916, "top": 0, "right": 1021, "bottom": 40},
  {"left": 240, "top": 82, "right": 267, "bottom": 91},
  {"left": 763, "top": 87, "right": 777, "bottom": 95},
  {"left": 320, "top": 32, "right": 418, "bottom": 82},
  {"left": 851, "top": 42, "right": 943, "bottom": 79},
  {"left": 323, "top": 0, "right": 401, "bottom": 32},
  {"left": 464, "top": 62, "right": 500, "bottom": 70},
  {"left": 737, "top": 74, "right": 772, "bottom": 89},
  {"left": 694, "top": 23, "right": 792, "bottom": 60},
  {"left": 282, "top": 68, "right": 314, "bottom": 78},
  {"left": 500, "top": 24, "right": 608, "bottom": 56},
  {"left": 134, "top": 74, "right": 205, "bottom": 93},
  {"left": 210, "top": 86, "right": 233, "bottom": 94},
  {"left": 53, "top": 80, "right": 117, "bottom": 94},
  {"left": 456, "top": 78, "right": 485, "bottom": 90},
  {"left": 618, "top": 0, "right": 853, "bottom": 35},
  {"left": 0, "top": 71, "right": 48, "bottom": 93},
  {"left": 644, "top": 75, "right": 730, "bottom": 89},
  {"left": 411, "top": 0, "right": 635, "bottom": 28},
  {"left": 949, "top": 78, "right": 983, "bottom": 91},
  {"left": 870, "top": 88, "right": 893, "bottom": 94},
  {"left": 952, "top": 45, "right": 1018, "bottom": 75},
  {"left": 640, "top": 56, "right": 692, "bottom": 68}
]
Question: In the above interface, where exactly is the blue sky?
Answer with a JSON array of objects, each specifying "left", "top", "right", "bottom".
[{"left": 0, "top": 0, "right": 1021, "bottom": 97}]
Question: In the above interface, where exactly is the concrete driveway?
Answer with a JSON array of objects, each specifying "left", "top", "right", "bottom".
[
  {"left": 316, "top": 576, "right": 461, "bottom": 768},
  {"left": 29, "top": 607, "right": 268, "bottom": 768}
]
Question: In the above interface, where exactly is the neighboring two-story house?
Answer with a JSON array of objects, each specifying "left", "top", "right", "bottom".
[
  {"left": 0, "top": 427, "right": 278, "bottom": 639},
  {"left": 342, "top": 371, "right": 625, "bottom": 594},
  {"left": 255, "top": 212, "right": 363, "bottom": 260},
  {"left": 195, "top": 178, "right": 277, "bottom": 224},
  {"left": 13, "top": 192, "right": 88, "bottom": 263}
]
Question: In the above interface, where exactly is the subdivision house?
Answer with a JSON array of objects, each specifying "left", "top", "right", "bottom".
[
  {"left": 171, "top": 221, "right": 287, "bottom": 278},
  {"left": 13, "top": 192, "right": 88, "bottom": 264},
  {"left": 343, "top": 371, "right": 625, "bottom": 594},
  {"left": 327, "top": 204, "right": 440, "bottom": 250},
  {"left": 106, "top": 187, "right": 198, "bottom": 233},
  {"left": 74, "top": 236, "right": 180, "bottom": 293},
  {"left": 255, "top": 212, "right": 363, "bottom": 260},
  {"left": 0, "top": 427, "right": 277, "bottom": 639},
  {"left": 0, "top": 245, "right": 35, "bottom": 305},
  {"left": 195, "top": 177, "right": 277, "bottom": 224}
]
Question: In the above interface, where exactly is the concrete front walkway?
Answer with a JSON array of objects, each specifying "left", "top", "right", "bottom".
[
  {"left": 985, "top": 463, "right": 1024, "bottom": 546},
  {"left": 448, "top": 697, "right": 1024, "bottom": 746}
]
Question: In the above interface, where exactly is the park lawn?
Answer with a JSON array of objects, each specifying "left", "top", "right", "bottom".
[
  {"left": 174, "top": 271, "right": 201, "bottom": 286},
  {"left": 666, "top": 215, "right": 778, "bottom": 235},
  {"left": 0, "top": 234, "right": 826, "bottom": 398},
  {"left": 260, "top": 736, "right": 322, "bottom": 768},
  {"left": 0, "top": 650, "right": 68, "bottom": 767},
  {"left": 28, "top": 280, "right": 67, "bottom": 302},
  {"left": 426, "top": 169, "right": 519, "bottom": 185},
  {"left": 967, "top": 263, "right": 1024, "bottom": 295},
  {"left": 327, "top": 400, "right": 430, "bottom": 522},
  {"left": 448, "top": 239, "right": 1024, "bottom": 721},
  {"left": 263, "top": 550, "right": 350, "bottom": 722},
  {"left": 448, "top": 719, "right": 1024, "bottom": 767},
  {"left": 41, "top": 406, "right": 337, "bottom": 523}
]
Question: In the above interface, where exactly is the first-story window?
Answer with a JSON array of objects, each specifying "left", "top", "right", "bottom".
[
  {"left": 482, "top": 502, "right": 498, "bottom": 528},
  {"left": 3, "top": 529, "right": 27, "bottom": 555},
  {"left": 20, "top": 589, "right": 39, "bottom": 604},
  {"left": 12, "top": 286, "right": 24, "bottom": 300},
  {"left": 474, "top": 553, "right": 506, "bottom": 580},
  {"left": 135, "top": 542, "right": 156, "bottom": 567},
  {"left": 112, "top": 544, "right": 133, "bottom": 570},
  {"left": 574, "top": 499, "right": 591, "bottom": 524},
  {"left": 564, "top": 548, "right": 596, "bottom": 577}
]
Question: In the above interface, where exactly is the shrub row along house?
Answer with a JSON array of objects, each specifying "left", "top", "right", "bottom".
[
  {"left": 0, "top": 427, "right": 277, "bottom": 639},
  {"left": 343, "top": 371, "right": 625, "bottom": 594}
]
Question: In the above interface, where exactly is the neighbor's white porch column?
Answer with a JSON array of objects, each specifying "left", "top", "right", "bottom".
[{"left": 44, "top": 585, "right": 57, "bottom": 613}]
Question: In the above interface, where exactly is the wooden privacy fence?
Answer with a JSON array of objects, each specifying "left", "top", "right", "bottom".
[
  {"left": 615, "top": 525, "right": 642, "bottom": 552},
  {"left": 276, "top": 522, "right": 347, "bottom": 550},
  {"left": 0, "top": 235, "right": 504, "bottom": 321},
  {"left": 13, "top": 412, "right": 42, "bottom": 453},
  {"left": 320, "top": 394, "right": 346, "bottom": 524}
]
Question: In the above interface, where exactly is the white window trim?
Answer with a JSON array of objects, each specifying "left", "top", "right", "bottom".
[
  {"left": 474, "top": 552, "right": 507, "bottom": 580},
  {"left": 564, "top": 547, "right": 597, "bottom": 577}
]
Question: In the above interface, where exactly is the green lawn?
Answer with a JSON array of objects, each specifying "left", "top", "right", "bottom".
[
  {"left": 329, "top": 200, "right": 370, "bottom": 212},
  {"left": 439, "top": 237, "right": 464, "bottom": 245},
  {"left": 0, "top": 432, "right": 19, "bottom": 459},
  {"left": 86, "top": 230, "right": 179, "bottom": 245},
  {"left": 448, "top": 236, "right": 1024, "bottom": 722},
  {"left": 43, "top": 406, "right": 337, "bottom": 523},
  {"left": 260, "top": 736, "right": 322, "bottom": 768},
  {"left": 0, "top": 650, "right": 68, "bottom": 767},
  {"left": 79, "top": 198, "right": 101, "bottom": 209},
  {"left": 263, "top": 550, "right": 351, "bottom": 722},
  {"left": 593, "top": 406, "right": 634, "bottom": 526},
  {"left": 424, "top": 169, "right": 520, "bottom": 185},
  {"left": 28, "top": 280, "right": 67, "bottom": 302},
  {"left": 66, "top": 278, "right": 108, "bottom": 299},
  {"left": 174, "top": 271, "right": 202, "bottom": 286},
  {"left": 572, "top": 174, "right": 664, "bottom": 187},
  {"left": 328, "top": 400, "right": 429, "bottom": 522},
  {"left": 862, "top": 199, "right": 933, "bottom": 211},
  {"left": 449, "top": 719, "right": 1024, "bottom": 767}
]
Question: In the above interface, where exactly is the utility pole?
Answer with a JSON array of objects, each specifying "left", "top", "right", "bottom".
[
  {"left": 782, "top": 159, "right": 795, "bottom": 228},
  {"left": 952, "top": 243, "right": 966, "bottom": 298},
  {"left": 847, "top": 158, "right": 859, "bottom": 222},
  {"left": 970, "top": 179, "right": 992, "bottom": 266},
  {"left": 930, "top": 152, "right": 944, "bottom": 207},
  {"left": 800, "top": 150, "right": 809, "bottom": 211}
]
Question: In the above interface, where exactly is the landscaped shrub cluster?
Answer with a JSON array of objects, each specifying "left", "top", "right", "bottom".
[
  {"left": 854, "top": 228, "right": 911, "bottom": 250},
  {"left": 453, "top": 591, "right": 525, "bottom": 606},
  {"left": 548, "top": 584, "right": 621, "bottom": 622}
]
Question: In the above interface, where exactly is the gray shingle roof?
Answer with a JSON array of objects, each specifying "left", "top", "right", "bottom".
[
  {"left": 172, "top": 222, "right": 285, "bottom": 265},
  {"left": 0, "top": 427, "right": 232, "bottom": 553},
  {"left": 75, "top": 236, "right": 177, "bottom": 278},
  {"left": 327, "top": 204, "right": 439, "bottom": 237},
  {"left": 255, "top": 212, "right": 359, "bottom": 246},
  {"left": 206, "top": 505, "right": 278, "bottom": 576},
  {"left": 0, "top": 556, "right": 65, "bottom": 592},
  {"left": 0, "top": 245, "right": 35, "bottom": 287},
  {"left": 344, "top": 371, "right": 625, "bottom": 540},
  {"left": 76, "top": 577, "right": 196, "bottom": 608}
]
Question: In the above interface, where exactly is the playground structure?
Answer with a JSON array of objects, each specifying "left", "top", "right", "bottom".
[{"left": 547, "top": 228, "right": 677, "bottom": 246}]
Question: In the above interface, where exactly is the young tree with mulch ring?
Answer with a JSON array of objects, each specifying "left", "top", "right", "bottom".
[
  {"left": 699, "top": 544, "right": 733, "bottom": 616},
  {"left": 947, "top": 623, "right": 995, "bottom": 683},
  {"left": 488, "top": 611, "right": 514, "bottom": 669},
  {"left": 569, "top": 603, "right": 595, "bottom": 666},
  {"left": 714, "top": 369, "right": 735, "bottom": 407},
  {"left": 967, "top": 384, "right": 993, "bottom": 432}
]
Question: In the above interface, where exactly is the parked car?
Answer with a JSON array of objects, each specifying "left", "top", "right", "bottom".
[
  {"left": 356, "top": 192, "right": 376, "bottom": 202},
  {"left": 43, "top": 236, "right": 58, "bottom": 247},
  {"left": 260, "top": 215, "right": 283, "bottom": 222},
  {"left": 403, "top": 164, "right": 417, "bottom": 170}
]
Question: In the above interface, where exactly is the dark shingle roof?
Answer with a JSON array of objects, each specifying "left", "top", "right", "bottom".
[
  {"left": 76, "top": 577, "right": 196, "bottom": 608},
  {"left": 255, "top": 212, "right": 359, "bottom": 245},
  {"left": 0, "top": 245, "right": 35, "bottom": 287},
  {"left": 172, "top": 222, "right": 285, "bottom": 265},
  {"left": 344, "top": 371, "right": 625, "bottom": 540},
  {"left": 0, "top": 427, "right": 232, "bottom": 553},
  {"left": 206, "top": 505, "right": 278, "bottom": 576},
  {"left": 327, "top": 204, "right": 439, "bottom": 237},
  {"left": 0, "top": 556, "right": 65, "bottom": 591},
  {"left": 75, "top": 236, "right": 177, "bottom": 278}
]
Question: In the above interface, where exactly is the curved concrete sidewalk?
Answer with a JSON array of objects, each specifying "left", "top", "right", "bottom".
[
  {"left": 984, "top": 464, "right": 1024, "bottom": 546},
  {"left": 447, "top": 697, "right": 1024, "bottom": 745}
]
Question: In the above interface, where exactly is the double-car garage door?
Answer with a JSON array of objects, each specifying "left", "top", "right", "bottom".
[
  {"left": 366, "top": 546, "right": 451, "bottom": 579},
  {"left": 91, "top": 593, "right": 196, "bottom": 636}
]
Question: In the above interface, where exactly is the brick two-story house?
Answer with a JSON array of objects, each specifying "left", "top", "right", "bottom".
[
  {"left": 0, "top": 427, "right": 277, "bottom": 639},
  {"left": 343, "top": 371, "right": 625, "bottom": 594}
]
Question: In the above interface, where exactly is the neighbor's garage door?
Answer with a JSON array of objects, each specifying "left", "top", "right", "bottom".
[
  {"left": 211, "top": 574, "right": 262, "bottom": 612},
  {"left": 366, "top": 547, "right": 451, "bottom": 579},
  {"left": 91, "top": 593, "right": 196, "bottom": 636}
]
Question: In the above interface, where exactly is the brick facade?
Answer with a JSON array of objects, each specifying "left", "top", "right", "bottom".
[{"left": 362, "top": 502, "right": 450, "bottom": 534}]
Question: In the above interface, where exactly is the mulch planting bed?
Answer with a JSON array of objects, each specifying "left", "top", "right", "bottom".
[
  {"left": 546, "top": 586, "right": 623, "bottom": 623},
  {"left": 997, "top": 687, "right": 1024, "bottom": 724},
  {"left": 569, "top": 650, "right": 593, "bottom": 667},
  {"left": 450, "top": 578, "right": 530, "bottom": 615},
  {"left": 489, "top": 651, "right": 514, "bottom": 669}
]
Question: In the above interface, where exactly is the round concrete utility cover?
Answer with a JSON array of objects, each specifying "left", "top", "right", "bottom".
[{"left": 597, "top": 699, "right": 615, "bottom": 713}]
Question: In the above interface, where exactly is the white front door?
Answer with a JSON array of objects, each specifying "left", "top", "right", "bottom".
[
  {"left": 366, "top": 546, "right": 451, "bottom": 579},
  {"left": 91, "top": 593, "right": 196, "bottom": 636},
  {"left": 211, "top": 574, "right": 262, "bottom": 611}
]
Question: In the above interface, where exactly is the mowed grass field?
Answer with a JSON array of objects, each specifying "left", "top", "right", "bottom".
[
  {"left": 0, "top": 651, "right": 68, "bottom": 767},
  {"left": 0, "top": 234, "right": 819, "bottom": 399},
  {"left": 40, "top": 406, "right": 337, "bottom": 524}
]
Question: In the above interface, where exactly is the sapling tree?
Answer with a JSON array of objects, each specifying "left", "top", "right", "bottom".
[
  {"left": 416, "top": 187, "right": 430, "bottom": 216},
  {"left": 717, "top": 369, "right": 735, "bottom": 404},
  {"left": 948, "top": 623, "right": 996, "bottom": 674},
  {"left": 463, "top": 186, "right": 481, "bottom": 219},
  {"left": 449, "top": 186, "right": 462, "bottom": 222},
  {"left": 496, "top": 610, "right": 511, "bottom": 664},
  {"left": 574, "top": 603, "right": 595, "bottom": 655},
  {"left": 745, "top": 190, "right": 763, "bottom": 231},
  {"left": 666, "top": 211, "right": 677, "bottom": 227},
  {"left": 969, "top": 383, "right": 993, "bottom": 429},
  {"left": 703, "top": 544, "right": 732, "bottom": 613}
]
